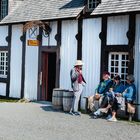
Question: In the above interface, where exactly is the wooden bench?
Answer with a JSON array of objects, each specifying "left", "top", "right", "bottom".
[
  {"left": 83, "top": 96, "right": 100, "bottom": 113},
  {"left": 83, "top": 96, "right": 136, "bottom": 121}
]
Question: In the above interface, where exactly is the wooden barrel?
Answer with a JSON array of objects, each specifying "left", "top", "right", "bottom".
[
  {"left": 52, "top": 88, "right": 64, "bottom": 110},
  {"left": 63, "top": 90, "right": 74, "bottom": 112}
]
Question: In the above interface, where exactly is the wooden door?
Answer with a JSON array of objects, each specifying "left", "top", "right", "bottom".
[
  {"left": 40, "top": 52, "right": 56, "bottom": 101},
  {"left": 41, "top": 52, "right": 48, "bottom": 100}
]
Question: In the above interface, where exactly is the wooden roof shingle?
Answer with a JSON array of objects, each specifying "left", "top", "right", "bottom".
[
  {"left": 92, "top": 0, "right": 140, "bottom": 15},
  {"left": 1, "top": 0, "right": 85, "bottom": 24}
]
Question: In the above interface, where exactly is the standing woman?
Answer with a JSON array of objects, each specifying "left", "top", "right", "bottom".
[{"left": 70, "top": 60, "right": 86, "bottom": 115}]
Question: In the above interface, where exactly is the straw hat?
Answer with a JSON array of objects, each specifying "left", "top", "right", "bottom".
[{"left": 74, "top": 60, "right": 84, "bottom": 66}]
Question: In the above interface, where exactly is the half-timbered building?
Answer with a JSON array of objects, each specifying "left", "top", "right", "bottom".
[{"left": 0, "top": 0, "right": 140, "bottom": 119}]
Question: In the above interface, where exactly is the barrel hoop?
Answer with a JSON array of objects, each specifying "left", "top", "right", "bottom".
[
  {"left": 53, "top": 90, "right": 64, "bottom": 91},
  {"left": 52, "top": 96, "right": 63, "bottom": 98},
  {"left": 53, "top": 89, "right": 69, "bottom": 91},
  {"left": 63, "top": 96, "right": 73, "bottom": 98}
]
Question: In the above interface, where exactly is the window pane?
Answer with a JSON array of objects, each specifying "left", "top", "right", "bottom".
[
  {"left": 121, "top": 68, "right": 125, "bottom": 73},
  {"left": 115, "top": 61, "right": 118, "bottom": 66},
  {"left": 116, "top": 55, "right": 119, "bottom": 60},
  {"left": 126, "top": 61, "right": 129, "bottom": 67},
  {"left": 126, "top": 68, "right": 128, "bottom": 73},
  {"left": 121, "top": 61, "right": 125, "bottom": 66},
  {"left": 111, "top": 67, "right": 114, "bottom": 72},
  {"left": 88, "top": 0, "right": 100, "bottom": 9},
  {"left": 111, "top": 55, "right": 114, "bottom": 59},
  {"left": 111, "top": 61, "right": 114, "bottom": 66},
  {"left": 122, "top": 55, "right": 125, "bottom": 60},
  {"left": 1, "top": 0, "right": 8, "bottom": 20},
  {"left": 115, "top": 68, "right": 118, "bottom": 73},
  {"left": 111, "top": 74, "right": 114, "bottom": 78}
]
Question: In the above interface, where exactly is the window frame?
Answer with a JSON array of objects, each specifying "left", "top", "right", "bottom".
[
  {"left": 108, "top": 52, "right": 129, "bottom": 84},
  {"left": 0, "top": 0, "right": 8, "bottom": 20},
  {"left": 87, "top": 0, "right": 101, "bottom": 10},
  {"left": 0, "top": 51, "right": 8, "bottom": 79}
]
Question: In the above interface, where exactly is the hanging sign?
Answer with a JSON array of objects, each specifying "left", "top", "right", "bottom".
[{"left": 27, "top": 40, "right": 39, "bottom": 46}]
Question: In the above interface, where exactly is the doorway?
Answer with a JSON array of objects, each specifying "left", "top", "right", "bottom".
[{"left": 40, "top": 52, "right": 56, "bottom": 101}]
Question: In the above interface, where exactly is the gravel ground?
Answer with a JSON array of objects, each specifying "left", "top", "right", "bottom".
[{"left": 0, "top": 102, "right": 140, "bottom": 140}]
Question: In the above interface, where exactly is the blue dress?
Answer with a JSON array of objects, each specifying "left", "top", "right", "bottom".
[{"left": 123, "top": 83, "right": 136, "bottom": 103}]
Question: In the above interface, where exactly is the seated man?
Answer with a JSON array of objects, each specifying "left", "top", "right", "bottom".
[{"left": 88, "top": 71, "right": 113, "bottom": 112}]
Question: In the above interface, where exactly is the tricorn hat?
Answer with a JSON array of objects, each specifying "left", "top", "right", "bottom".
[{"left": 74, "top": 60, "right": 84, "bottom": 66}]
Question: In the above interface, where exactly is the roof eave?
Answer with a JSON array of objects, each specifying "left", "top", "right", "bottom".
[
  {"left": 91, "top": 10, "right": 140, "bottom": 17},
  {"left": 0, "top": 16, "right": 80, "bottom": 25}
]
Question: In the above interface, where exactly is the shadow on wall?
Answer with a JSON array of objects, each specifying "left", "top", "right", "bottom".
[{"left": 59, "top": 0, "right": 85, "bottom": 9}]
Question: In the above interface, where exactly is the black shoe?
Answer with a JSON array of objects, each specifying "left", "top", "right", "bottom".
[
  {"left": 69, "top": 111, "right": 75, "bottom": 116},
  {"left": 89, "top": 112, "right": 94, "bottom": 116},
  {"left": 92, "top": 115, "right": 98, "bottom": 119},
  {"left": 74, "top": 112, "right": 81, "bottom": 116}
]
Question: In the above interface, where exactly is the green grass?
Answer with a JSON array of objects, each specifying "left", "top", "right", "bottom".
[
  {"left": 127, "top": 121, "right": 140, "bottom": 125},
  {"left": 80, "top": 109, "right": 87, "bottom": 114},
  {"left": 0, "top": 97, "right": 19, "bottom": 102},
  {"left": 0, "top": 96, "right": 31, "bottom": 103}
]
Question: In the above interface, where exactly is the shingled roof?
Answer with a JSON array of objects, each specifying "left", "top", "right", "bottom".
[
  {"left": 92, "top": 0, "right": 140, "bottom": 15},
  {"left": 1, "top": 0, "right": 85, "bottom": 24}
]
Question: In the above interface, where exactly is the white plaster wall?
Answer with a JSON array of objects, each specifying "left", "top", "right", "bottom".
[
  {"left": 134, "top": 14, "right": 140, "bottom": 120},
  {"left": 24, "top": 28, "right": 39, "bottom": 100},
  {"left": 42, "top": 21, "right": 57, "bottom": 46},
  {"left": 0, "top": 26, "right": 8, "bottom": 46},
  {"left": 9, "top": 24, "right": 23, "bottom": 98},
  {"left": 107, "top": 15, "right": 129, "bottom": 45},
  {"left": 0, "top": 83, "right": 6, "bottom": 96},
  {"left": 60, "top": 20, "right": 78, "bottom": 90},
  {"left": 81, "top": 18, "right": 102, "bottom": 109}
]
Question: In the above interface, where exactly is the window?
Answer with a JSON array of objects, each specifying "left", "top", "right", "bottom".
[
  {"left": 0, "top": 51, "right": 8, "bottom": 78},
  {"left": 88, "top": 0, "right": 101, "bottom": 10},
  {"left": 0, "top": 0, "right": 8, "bottom": 20},
  {"left": 108, "top": 52, "right": 129, "bottom": 84}
]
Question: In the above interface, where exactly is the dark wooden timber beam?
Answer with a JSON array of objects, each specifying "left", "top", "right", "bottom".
[{"left": 6, "top": 24, "right": 12, "bottom": 97}]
